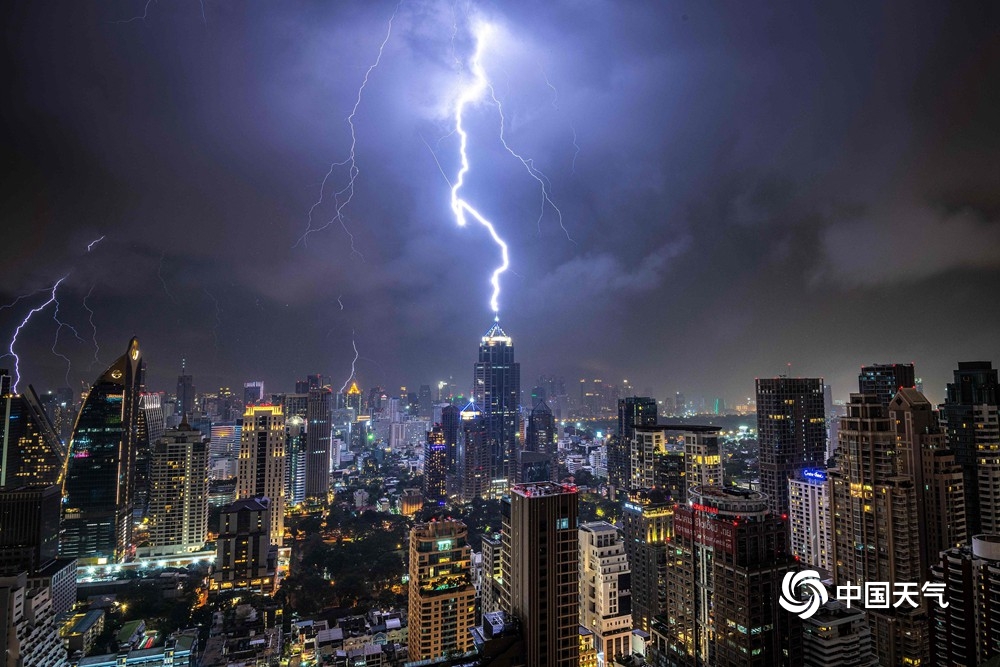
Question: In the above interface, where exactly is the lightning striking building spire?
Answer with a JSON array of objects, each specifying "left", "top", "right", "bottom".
[
  {"left": 298, "top": 1, "right": 402, "bottom": 254},
  {"left": 339, "top": 332, "right": 360, "bottom": 394}
]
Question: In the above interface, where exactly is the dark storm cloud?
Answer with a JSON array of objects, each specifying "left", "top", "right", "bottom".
[{"left": 2, "top": 0, "right": 998, "bottom": 405}]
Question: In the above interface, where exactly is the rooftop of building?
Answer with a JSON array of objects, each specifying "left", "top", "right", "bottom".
[
  {"left": 579, "top": 520, "right": 619, "bottom": 534},
  {"left": 634, "top": 424, "right": 721, "bottom": 434},
  {"left": 66, "top": 609, "right": 104, "bottom": 634},
  {"left": 509, "top": 481, "right": 577, "bottom": 497},
  {"left": 223, "top": 497, "right": 270, "bottom": 513}
]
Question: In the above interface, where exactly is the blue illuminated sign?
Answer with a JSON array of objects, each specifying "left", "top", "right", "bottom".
[{"left": 802, "top": 469, "right": 826, "bottom": 482}]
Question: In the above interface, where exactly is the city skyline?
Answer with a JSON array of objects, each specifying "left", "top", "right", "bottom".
[{"left": 3, "top": 2, "right": 999, "bottom": 408}]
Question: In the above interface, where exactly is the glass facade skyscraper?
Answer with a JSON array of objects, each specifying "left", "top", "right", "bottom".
[
  {"left": 472, "top": 320, "right": 520, "bottom": 487},
  {"left": 61, "top": 338, "right": 143, "bottom": 563}
]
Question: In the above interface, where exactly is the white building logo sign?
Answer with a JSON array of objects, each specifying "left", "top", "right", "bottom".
[{"left": 779, "top": 570, "right": 950, "bottom": 620}]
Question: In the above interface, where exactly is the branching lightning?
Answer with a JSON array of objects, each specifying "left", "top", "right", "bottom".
[
  {"left": 338, "top": 332, "right": 360, "bottom": 394},
  {"left": 50, "top": 292, "right": 86, "bottom": 387},
  {"left": 6, "top": 276, "right": 68, "bottom": 393},
  {"left": 112, "top": 0, "right": 156, "bottom": 25},
  {"left": 82, "top": 285, "right": 101, "bottom": 370},
  {"left": 297, "top": 1, "right": 403, "bottom": 254}
]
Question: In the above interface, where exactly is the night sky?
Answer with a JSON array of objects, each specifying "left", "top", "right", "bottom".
[{"left": 3, "top": 1, "right": 999, "bottom": 406}]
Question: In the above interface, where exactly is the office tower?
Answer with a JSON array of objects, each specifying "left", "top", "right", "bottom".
[
  {"left": 788, "top": 468, "right": 831, "bottom": 572},
  {"left": 656, "top": 448, "right": 687, "bottom": 502},
  {"left": 500, "top": 482, "right": 579, "bottom": 667},
  {"left": 656, "top": 486, "right": 801, "bottom": 667},
  {"left": 134, "top": 391, "right": 165, "bottom": 519},
  {"left": 940, "top": 361, "right": 999, "bottom": 537},
  {"left": 0, "top": 384, "right": 65, "bottom": 488},
  {"left": 0, "top": 485, "right": 60, "bottom": 575},
  {"left": 407, "top": 520, "right": 476, "bottom": 661},
  {"left": 0, "top": 572, "right": 68, "bottom": 667},
  {"left": 458, "top": 403, "right": 490, "bottom": 502},
  {"left": 630, "top": 425, "right": 666, "bottom": 490},
  {"left": 621, "top": 488, "right": 672, "bottom": 632},
  {"left": 424, "top": 425, "right": 448, "bottom": 502},
  {"left": 802, "top": 599, "right": 878, "bottom": 667},
  {"left": 305, "top": 387, "right": 332, "bottom": 500},
  {"left": 61, "top": 338, "right": 142, "bottom": 563},
  {"left": 237, "top": 404, "right": 286, "bottom": 546},
  {"left": 829, "top": 394, "right": 928, "bottom": 665},
  {"left": 441, "top": 404, "right": 460, "bottom": 472},
  {"left": 755, "top": 377, "right": 826, "bottom": 517},
  {"left": 525, "top": 399, "right": 555, "bottom": 454},
  {"left": 176, "top": 367, "right": 195, "bottom": 418},
  {"left": 480, "top": 532, "right": 503, "bottom": 620},
  {"left": 514, "top": 451, "right": 553, "bottom": 483},
  {"left": 243, "top": 380, "right": 264, "bottom": 406},
  {"left": 679, "top": 426, "right": 724, "bottom": 489},
  {"left": 930, "top": 534, "right": 1000, "bottom": 666},
  {"left": 210, "top": 421, "right": 240, "bottom": 461},
  {"left": 611, "top": 397, "right": 657, "bottom": 494},
  {"left": 473, "top": 320, "right": 520, "bottom": 486},
  {"left": 859, "top": 363, "right": 916, "bottom": 407},
  {"left": 285, "top": 415, "right": 306, "bottom": 505},
  {"left": 144, "top": 419, "right": 208, "bottom": 556},
  {"left": 343, "top": 380, "right": 364, "bottom": 414},
  {"left": 578, "top": 521, "right": 632, "bottom": 664},
  {"left": 418, "top": 384, "right": 434, "bottom": 419},
  {"left": 212, "top": 497, "right": 276, "bottom": 594}
]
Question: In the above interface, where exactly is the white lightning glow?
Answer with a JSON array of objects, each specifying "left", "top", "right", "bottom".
[
  {"left": 7, "top": 276, "right": 68, "bottom": 393},
  {"left": 339, "top": 332, "right": 360, "bottom": 394},
  {"left": 450, "top": 23, "right": 509, "bottom": 316},
  {"left": 298, "top": 1, "right": 402, "bottom": 254},
  {"left": 87, "top": 235, "right": 106, "bottom": 252}
]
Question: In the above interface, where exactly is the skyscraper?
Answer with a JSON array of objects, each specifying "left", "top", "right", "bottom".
[
  {"left": 441, "top": 404, "right": 460, "bottom": 472},
  {"left": 243, "top": 380, "right": 264, "bottom": 406},
  {"left": 176, "top": 368, "right": 195, "bottom": 418},
  {"left": 655, "top": 486, "right": 801, "bottom": 666},
  {"left": 61, "top": 338, "right": 143, "bottom": 563},
  {"left": 500, "top": 482, "right": 579, "bottom": 667},
  {"left": 858, "top": 362, "right": 916, "bottom": 408},
  {"left": 145, "top": 418, "right": 209, "bottom": 556},
  {"left": 0, "top": 485, "right": 60, "bottom": 575},
  {"left": 457, "top": 403, "right": 489, "bottom": 502},
  {"left": 237, "top": 404, "right": 286, "bottom": 546},
  {"left": 755, "top": 377, "right": 826, "bottom": 517},
  {"left": 407, "top": 519, "right": 476, "bottom": 661},
  {"left": 424, "top": 425, "right": 448, "bottom": 502},
  {"left": 940, "top": 361, "right": 999, "bottom": 537},
  {"left": 525, "top": 399, "right": 555, "bottom": 454},
  {"left": 0, "top": 382, "right": 65, "bottom": 489},
  {"left": 788, "top": 468, "right": 831, "bottom": 572},
  {"left": 418, "top": 384, "right": 434, "bottom": 419},
  {"left": 578, "top": 521, "right": 632, "bottom": 664},
  {"left": 284, "top": 415, "right": 307, "bottom": 505},
  {"left": 621, "top": 488, "right": 672, "bottom": 633},
  {"left": 212, "top": 497, "right": 276, "bottom": 594},
  {"left": 305, "top": 387, "right": 332, "bottom": 500},
  {"left": 611, "top": 396, "right": 657, "bottom": 494},
  {"left": 473, "top": 320, "right": 520, "bottom": 487}
]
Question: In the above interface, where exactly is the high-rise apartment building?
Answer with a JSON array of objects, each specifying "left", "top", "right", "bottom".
[
  {"left": 212, "top": 497, "right": 276, "bottom": 594},
  {"left": 578, "top": 521, "right": 632, "bottom": 664},
  {"left": 473, "top": 321, "right": 520, "bottom": 486},
  {"left": 829, "top": 393, "right": 931, "bottom": 665},
  {"left": 407, "top": 520, "right": 476, "bottom": 661},
  {"left": 611, "top": 397, "right": 657, "bottom": 494},
  {"left": 500, "top": 482, "right": 579, "bottom": 667},
  {"left": 285, "top": 415, "right": 307, "bottom": 505},
  {"left": 526, "top": 400, "right": 555, "bottom": 454},
  {"left": 145, "top": 419, "right": 208, "bottom": 556},
  {"left": 756, "top": 377, "right": 826, "bottom": 517},
  {"left": 176, "top": 370, "right": 195, "bottom": 418},
  {"left": 441, "top": 404, "right": 461, "bottom": 472},
  {"left": 61, "top": 338, "right": 143, "bottom": 563},
  {"left": 0, "top": 485, "right": 60, "bottom": 575},
  {"left": 479, "top": 532, "right": 503, "bottom": 621},
  {"left": 0, "top": 384, "right": 65, "bottom": 489},
  {"left": 237, "top": 404, "right": 286, "bottom": 546},
  {"left": 424, "top": 425, "right": 448, "bottom": 502},
  {"left": 940, "top": 361, "right": 999, "bottom": 537},
  {"left": 788, "top": 468, "right": 831, "bottom": 573},
  {"left": 654, "top": 486, "right": 801, "bottom": 666},
  {"left": 305, "top": 386, "right": 332, "bottom": 500},
  {"left": 621, "top": 488, "right": 672, "bottom": 633},
  {"left": 802, "top": 599, "right": 878, "bottom": 667},
  {"left": 458, "top": 403, "right": 490, "bottom": 502},
  {"left": 679, "top": 426, "right": 724, "bottom": 489},
  {"left": 858, "top": 363, "right": 916, "bottom": 408}
]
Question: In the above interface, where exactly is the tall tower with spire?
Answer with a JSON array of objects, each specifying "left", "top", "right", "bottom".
[{"left": 473, "top": 320, "right": 520, "bottom": 488}]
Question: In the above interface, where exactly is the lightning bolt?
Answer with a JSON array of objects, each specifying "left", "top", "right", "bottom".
[
  {"left": 337, "top": 295, "right": 344, "bottom": 311},
  {"left": 87, "top": 235, "right": 106, "bottom": 252},
  {"left": 297, "top": 1, "right": 402, "bottom": 254},
  {"left": 338, "top": 332, "right": 360, "bottom": 394},
  {"left": 111, "top": 0, "right": 156, "bottom": 24},
  {"left": 82, "top": 284, "right": 101, "bottom": 370},
  {"left": 50, "top": 293, "right": 86, "bottom": 387},
  {"left": 6, "top": 276, "right": 68, "bottom": 393}
]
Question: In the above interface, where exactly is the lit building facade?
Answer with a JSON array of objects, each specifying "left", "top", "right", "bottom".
[
  {"left": 144, "top": 419, "right": 208, "bottom": 556},
  {"left": 473, "top": 321, "right": 520, "bottom": 486},
  {"left": 0, "top": 382, "right": 65, "bottom": 489},
  {"left": 212, "top": 497, "right": 276, "bottom": 594},
  {"left": 788, "top": 468, "right": 831, "bottom": 573},
  {"left": 578, "top": 521, "right": 632, "bottom": 664},
  {"left": 305, "top": 386, "right": 332, "bottom": 500},
  {"left": 424, "top": 425, "right": 448, "bottom": 502},
  {"left": 621, "top": 488, "right": 672, "bottom": 633},
  {"left": 237, "top": 404, "right": 286, "bottom": 546}
]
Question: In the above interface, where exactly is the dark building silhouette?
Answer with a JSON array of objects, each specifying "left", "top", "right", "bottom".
[
  {"left": 0, "top": 485, "right": 60, "bottom": 575},
  {"left": 473, "top": 321, "right": 520, "bottom": 486},
  {"left": 424, "top": 425, "right": 448, "bottom": 502},
  {"left": 525, "top": 400, "right": 555, "bottom": 454},
  {"left": 858, "top": 363, "right": 916, "bottom": 407},
  {"left": 441, "top": 404, "right": 460, "bottom": 472},
  {"left": 305, "top": 387, "right": 332, "bottom": 500},
  {"left": 418, "top": 384, "right": 434, "bottom": 419},
  {"left": 176, "top": 369, "right": 195, "bottom": 418},
  {"left": 610, "top": 397, "right": 657, "bottom": 495},
  {"left": 458, "top": 403, "right": 490, "bottom": 502},
  {"left": 940, "top": 361, "right": 999, "bottom": 538},
  {"left": 755, "top": 377, "right": 826, "bottom": 517},
  {"left": 621, "top": 488, "right": 671, "bottom": 633}
]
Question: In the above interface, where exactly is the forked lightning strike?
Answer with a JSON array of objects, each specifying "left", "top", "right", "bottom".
[
  {"left": 6, "top": 276, "right": 68, "bottom": 393},
  {"left": 298, "top": 1, "right": 402, "bottom": 254}
]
